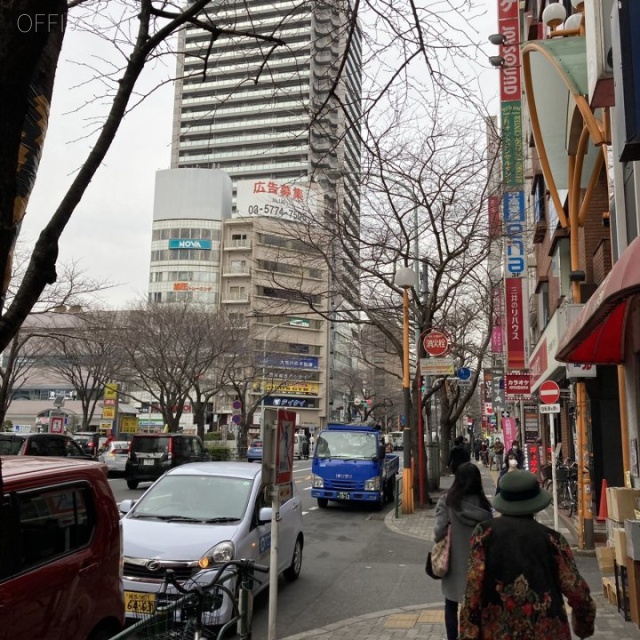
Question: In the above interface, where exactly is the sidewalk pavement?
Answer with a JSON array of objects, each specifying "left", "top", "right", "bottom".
[{"left": 282, "top": 462, "right": 640, "bottom": 640}]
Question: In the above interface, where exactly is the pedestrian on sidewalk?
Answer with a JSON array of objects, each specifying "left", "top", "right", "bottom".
[
  {"left": 447, "top": 436, "right": 471, "bottom": 474},
  {"left": 495, "top": 452, "right": 520, "bottom": 495},
  {"left": 433, "top": 462, "right": 493, "bottom": 640},
  {"left": 504, "top": 440, "right": 524, "bottom": 469},
  {"left": 491, "top": 437, "right": 504, "bottom": 471},
  {"left": 459, "top": 470, "right": 596, "bottom": 640}
]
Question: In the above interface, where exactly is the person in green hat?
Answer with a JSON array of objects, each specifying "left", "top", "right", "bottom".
[{"left": 459, "top": 470, "right": 595, "bottom": 639}]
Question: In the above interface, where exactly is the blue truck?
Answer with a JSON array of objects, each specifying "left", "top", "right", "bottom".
[{"left": 311, "top": 423, "right": 400, "bottom": 508}]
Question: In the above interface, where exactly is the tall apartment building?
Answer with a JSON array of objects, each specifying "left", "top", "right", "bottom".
[{"left": 163, "top": 0, "right": 363, "bottom": 425}]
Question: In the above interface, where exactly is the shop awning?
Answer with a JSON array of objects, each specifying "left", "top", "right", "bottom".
[{"left": 556, "top": 235, "right": 640, "bottom": 363}]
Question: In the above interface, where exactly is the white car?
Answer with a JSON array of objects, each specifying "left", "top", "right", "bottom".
[
  {"left": 120, "top": 461, "right": 304, "bottom": 626},
  {"left": 98, "top": 440, "right": 130, "bottom": 474}
]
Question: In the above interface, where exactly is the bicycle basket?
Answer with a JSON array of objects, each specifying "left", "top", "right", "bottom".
[
  {"left": 541, "top": 464, "right": 553, "bottom": 481},
  {"left": 555, "top": 466, "right": 568, "bottom": 483}
]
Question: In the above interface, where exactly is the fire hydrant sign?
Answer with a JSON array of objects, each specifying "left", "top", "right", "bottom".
[
  {"left": 422, "top": 329, "right": 451, "bottom": 357},
  {"left": 275, "top": 410, "right": 296, "bottom": 485}
]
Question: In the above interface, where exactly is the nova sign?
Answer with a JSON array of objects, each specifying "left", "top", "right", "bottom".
[{"left": 168, "top": 239, "right": 212, "bottom": 250}]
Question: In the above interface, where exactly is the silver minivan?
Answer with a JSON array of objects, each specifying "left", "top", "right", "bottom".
[{"left": 120, "top": 461, "right": 304, "bottom": 626}]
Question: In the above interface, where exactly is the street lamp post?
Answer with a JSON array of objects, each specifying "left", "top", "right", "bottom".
[
  {"left": 395, "top": 266, "right": 415, "bottom": 514},
  {"left": 259, "top": 321, "right": 291, "bottom": 441}
]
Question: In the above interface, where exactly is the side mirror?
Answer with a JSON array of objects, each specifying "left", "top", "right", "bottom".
[
  {"left": 378, "top": 445, "right": 386, "bottom": 460},
  {"left": 258, "top": 506, "right": 272, "bottom": 524},
  {"left": 120, "top": 499, "right": 135, "bottom": 514}
]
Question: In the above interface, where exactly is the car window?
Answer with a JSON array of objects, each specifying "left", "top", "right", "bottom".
[
  {"left": 133, "top": 437, "right": 170, "bottom": 454},
  {"left": 0, "top": 483, "right": 95, "bottom": 580},
  {"left": 0, "top": 437, "right": 24, "bottom": 455}
]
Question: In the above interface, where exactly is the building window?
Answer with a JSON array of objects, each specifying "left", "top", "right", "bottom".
[{"left": 230, "top": 260, "right": 247, "bottom": 273}]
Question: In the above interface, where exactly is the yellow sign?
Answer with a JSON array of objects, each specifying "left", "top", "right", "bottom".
[
  {"left": 255, "top": 381, "right": 319, "bottom": 396},
  {"left": 120, "top": 416, "right": 139, "bottom": 434},
  {"left": 102, "top": 406, "right": 115, "bottom": 419},
  {"left": 100, "top": 421, "right": 113, "bottom": 433},
  {"left": 104, "top": 383, "right": 119, "bottom": 400}
]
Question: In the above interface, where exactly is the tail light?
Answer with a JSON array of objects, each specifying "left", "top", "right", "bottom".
[{"left": 167, "top": 438, "right": 173, "bottom": 462}]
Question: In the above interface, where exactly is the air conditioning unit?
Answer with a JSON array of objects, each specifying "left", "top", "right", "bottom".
[{"left": 585, "top": 0, "right": 615, "bottom": 108}]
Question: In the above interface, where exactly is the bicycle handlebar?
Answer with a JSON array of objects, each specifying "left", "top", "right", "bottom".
[{"left": 161, "top": 559, "right": 270, "bottom": 596}]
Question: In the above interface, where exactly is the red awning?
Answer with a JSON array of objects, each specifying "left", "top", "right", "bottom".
[{"left": 555, "top": 236, "right": 640, "bottom": 364}]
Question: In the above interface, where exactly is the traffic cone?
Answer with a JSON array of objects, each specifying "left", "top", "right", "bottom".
[{"left": 597, "top": 478, "right": 608, "bottom": 522}]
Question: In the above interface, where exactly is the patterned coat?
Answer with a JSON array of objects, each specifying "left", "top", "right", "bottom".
[
  {"left": 459, "top": 516, "right": 596, "bottom": 639},
  {"left": 433, "top": 494, "right": 493, "bottom": 603}
]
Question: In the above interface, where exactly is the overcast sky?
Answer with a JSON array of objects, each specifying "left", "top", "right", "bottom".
[{"left": 22, "top": 1, "right": 498, "bottom": 310}]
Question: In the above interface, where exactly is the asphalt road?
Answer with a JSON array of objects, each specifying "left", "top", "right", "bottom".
[{"left": 109, "top": 459, "right": 439, "bottom": 638}]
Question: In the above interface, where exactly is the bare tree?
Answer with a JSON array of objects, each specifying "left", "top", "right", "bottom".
[
  {"left": 1, "top": 0, "right": 490, "bottom": 351},
  {"left": 43, "top": 311, "right": 125, "bottom": 429},
  {"left": 119, "top": 302, "right": 233, "bottom": 434},
  {"left": 0, "top": 248, "right": 112, "bottom": 426}
]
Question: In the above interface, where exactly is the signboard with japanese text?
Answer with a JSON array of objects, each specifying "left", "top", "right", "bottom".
[
  {"left": 255, "top": 381, "right": 319, "bottom": 396},
  {"left": 104, "top": 383, "right": 119, "bottom": 400},
  {"left": 505, "top": 278, "right": 526, "bottom": 370},
  {"left": 263, "top": 397, "right": 318, "bottom": 409},
  {"left": 275, "top": 410, "right": 296, "bottom": 485},
  {"left": 120, "top": 417, "right": 139, "bottom": 434},
  {"left": 235, "top": 179, "right": 319, "bottom": 222},
  {"left": 505, "top": 372, "right": 531, "bottom": 398},
  {"left": 422, "top": 329, "right": 451, "bottom": 357},
  {"left": 257, "top": 355, "right": 319, "bottom": 369},
  {"left": 419, "top": 358, "right": 455, "bottom": 376}
]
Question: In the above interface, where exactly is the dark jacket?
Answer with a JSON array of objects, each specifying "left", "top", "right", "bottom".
[
  {"left": 447, "top": 444, "right": 471, "bottom": 473},
  {"left": 460, "top": 516, "right": 595, "bottom": 639},
  {"left": 505, "top": 446, "right": 524, "bottom": 469}
]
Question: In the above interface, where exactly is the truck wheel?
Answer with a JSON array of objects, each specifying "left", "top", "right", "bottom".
[
  {"left": 126, "top": 479, "right": 139, "bottom": 490},
  {"left": 317, "top": 498, "right": 329, "bottom": 508}
]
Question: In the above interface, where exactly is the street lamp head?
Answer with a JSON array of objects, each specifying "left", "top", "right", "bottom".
[
  {"left": 488, "top": 33, "right": 506, "bottom": 46},
  {"left": 395, "top": 266, "right": 415, "bottom": 289},
  {"left": 489, "top": 55, "right": 505, "bottom": 68},
  {"left": 542, "top": 2, "right": 567, "bottom": 28}
]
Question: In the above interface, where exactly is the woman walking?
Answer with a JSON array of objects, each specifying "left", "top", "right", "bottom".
[
  {"left": 433, "top": 462, "right": 493, "bottom": 640},
  {"left": 460, "top": 470, "right": 595, "bottom": 639}
]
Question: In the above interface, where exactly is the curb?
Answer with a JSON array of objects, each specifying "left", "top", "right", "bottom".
[{"left": 280, "top": 602, "right": 446, "bottom": 640}]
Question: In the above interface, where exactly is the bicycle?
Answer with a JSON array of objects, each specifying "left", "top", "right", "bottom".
[
  {"left": 556, "top": 461, "right": 578, "bottom": 517},
  {"left": 111, "top": 559, "right": 269, "bottom": 640}
]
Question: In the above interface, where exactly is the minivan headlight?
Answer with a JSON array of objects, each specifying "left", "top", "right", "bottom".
[
  {"left": 311, "top": 474, "right": 324, "bottom": 488},
  {"left": 364, "top": 476, "right": 381, "bottom": 491},
  {"left": 199, "top": 541, "right": 235, "bottom": 568}
]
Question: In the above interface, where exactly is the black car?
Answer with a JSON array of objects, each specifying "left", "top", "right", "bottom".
[
  {"left": 73, "top": 431, "right": 106, "bottom": 458},
  {"left": 0, "top": 433, "right": 94, "bottom": 459},
  {"left": 124, "top": 433, "right": 211, "bottom": 489}
]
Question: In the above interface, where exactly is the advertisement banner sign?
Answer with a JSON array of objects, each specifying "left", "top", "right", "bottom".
[
  {"left": 501, "top": 102, "right": 524, "bottom": 187},
  {"left": 275, "top": 410, "right": 296, "bottom": 485},
  {"left": 502, "top": 416, "right": 517, "bottom": 448},
  {"left": 235, "top": 179, "right": 318, "bottom": 222},
  {"left": 505, "top": 278, "right": 526, "bottom": 370},
  {"left": 50, "top": 415, "right": 64, "bottom": 434},
  {"left": 505, "top": 372, "right": 531, "bottom": 398}
]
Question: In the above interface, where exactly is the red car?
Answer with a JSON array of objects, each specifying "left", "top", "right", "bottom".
[{"left": 0, "top": 457, "right": 125, "bottom": 639}]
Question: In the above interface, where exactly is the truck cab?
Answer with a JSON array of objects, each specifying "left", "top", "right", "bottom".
[{"left": 310, "top": 423, "right": 399, "bottom": 509}]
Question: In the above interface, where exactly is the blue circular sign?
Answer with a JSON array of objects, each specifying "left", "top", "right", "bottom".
[
  {"left": 231, "top": 414, "right": 242, "bottom": 425},
  {"left": 457, "top": 367, "right": 471, "bottom": 381}
]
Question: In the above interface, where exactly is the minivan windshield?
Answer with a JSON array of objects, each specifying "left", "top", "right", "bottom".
[{"left": 130, "top": 474, "right": 253, "bottom": 522}]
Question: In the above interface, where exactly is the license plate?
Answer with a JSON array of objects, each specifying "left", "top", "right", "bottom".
[
  {"left": 338, "top": 492, "right": 350, "bottom": 500},
  {"left": 124, "top": 591, "right": 155, "bottom": 614},
  {"left": 143, "top": 459, "right": 155, "bottom": 466}
]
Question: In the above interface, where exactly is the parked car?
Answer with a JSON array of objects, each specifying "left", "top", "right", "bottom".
[
  {"left": 246, "top": 439, "right": 263, "bottom": 462},
  {"left": 120, "top": 461, "right": 303, "bottom": 627},
  {"left": 0, "top": 433, "right": 94, "bottom": 459},
  {"left": 73, "top": 431, "right": 107, "bottom": 457},
  {"left": 294, "top": 433, "right": 310, "bottom": 460},
  {"left": 124, "top": 433, "right": 211, "bottom": 490},
  {"left": 99, "top": 440, "right": 130, "bottom": 475},
  {"left": 0, "top": 456, "right": 125, "bottom": 639}
]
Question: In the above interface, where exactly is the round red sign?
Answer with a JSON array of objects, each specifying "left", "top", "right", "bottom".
[
  {"left": 539, "top": 380, "right": 560, "bottom": 404},
  {"left": 423, "top": 329, "right": 450, "bottom": 357}
]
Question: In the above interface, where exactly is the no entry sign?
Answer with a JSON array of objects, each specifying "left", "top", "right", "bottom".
[{"left": 539, "top": 380, "right": 560, "bottom": 404}]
